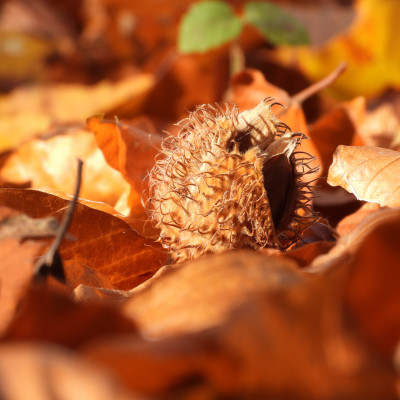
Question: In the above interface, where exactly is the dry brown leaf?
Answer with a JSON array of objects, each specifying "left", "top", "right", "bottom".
[
  {"left": 310, "top": 207, "right": 400, "bottom": 358},
  {"left": 0, "top": 342, "right": 138, "bottom": 400},
  {"left": 336, "top": 202, "right": 381, "bottom": 237},
  {"left": 328, "top": 145, "right": 400, "bottom": 207},
  {"left": 144, "top": 50, "right": 230, "bottom": 128},
  {"left": 123, "top": 251, "right": 301, "bottom": 339},
  {"left": 82, "top": 259, "right": 398, "bottom": 399},
  {"left": 0, "top": 128, "right": 129, "bottom": 206},
  {"left": 3, "top": 285, "right": 137, "bottom": 347},
  {"left": 285, "top": 241, "right": 336, "bottom": 268},
  {"left": 0, "top": 237, "right": 45, "bottom": 333},
  {"left": 0, "top": 188, "right": 168, "bottom": 290},
  {"left": 309, "top": 107, "right": 365, "bottom": 182}
]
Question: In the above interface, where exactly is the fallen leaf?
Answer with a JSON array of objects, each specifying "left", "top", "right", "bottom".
[
  {"left": 0, "top": 205, "right": 60, "bottom": 333},
  {"left": 83, "top": 258, "right": 398, "bottom": 399},
  {"left": 336, "top": 202, "right": 381, "bottom": 237},
  {"left": 285, "top": 241, "right": 336, "bottom": 268},
  {"left": 0, "top": 73, "right": 155, "bottom": 152},
  {"left": 86, "top": 115, "right": 161, "bottom": 213},
  {"left": 0, "top": 188, "right": 168, "bottom": 290},
  {"left": 3, "top": 285, "right": 137, "bottom": 348},
  {"left": 328, "top": 145, "right": 400, "bottom": 207},
  {"left": 342, "top": 209, "right": 400, "bottom": 357},
  {"left": 310, "top": 207, "right": 400, "bottom": 357},
  {"left": 123, "top": 251, "right": 301, "bottom": 339},
  {"left": 0, "top": 342, "right": 137, "bottom": 400},
  {"left": 0, "top": 128, "right": 130, "bottom": 206},
  {"left": 308, "top": 106, "right": 364, "bottom": 181},
  {"left": 0, "top": 237, "right": 45, "bottom": 333}
]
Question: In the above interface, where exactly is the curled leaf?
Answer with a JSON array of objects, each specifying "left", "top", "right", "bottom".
[{"left": 328, "top": 145, "right": 400, "bottom": 207}]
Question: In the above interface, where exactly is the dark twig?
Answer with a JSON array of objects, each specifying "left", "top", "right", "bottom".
[{"left": 33, "top": 159, "right": 83, "bottom": 275}]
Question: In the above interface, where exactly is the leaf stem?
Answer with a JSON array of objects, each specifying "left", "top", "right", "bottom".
[
  {"left": 290, "top": 61, "right": 347, "bottom": 105},
  {"left": 230, "top": 40, "right": 245, "bottom": 77}
]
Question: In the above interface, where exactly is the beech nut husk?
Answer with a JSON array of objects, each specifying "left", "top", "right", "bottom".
[{"left": 147, "top": 98, "right": 318, "bottom": 263}]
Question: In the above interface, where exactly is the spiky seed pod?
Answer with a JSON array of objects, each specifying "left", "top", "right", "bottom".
[{"left": 147, "top": 98, "right": 317, "bottom": 263}]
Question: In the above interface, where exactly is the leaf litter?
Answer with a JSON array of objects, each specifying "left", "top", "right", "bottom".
[{"left": 0, "top": 1, "right": 400, "bottom": 399}]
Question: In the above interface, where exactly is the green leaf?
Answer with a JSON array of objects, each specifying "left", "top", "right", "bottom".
[
  {"left": 178, "top": 1, "right": 243, "bottom": 54},
  {"left": 244, "top": 2, "right": 310, "bottom": 46}
]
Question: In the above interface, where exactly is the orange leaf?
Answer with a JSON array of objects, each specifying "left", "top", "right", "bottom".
[
  {"left": 336, "top": 202, "right": 380, "bottom": 237},
  {"left": 87, "top": 115, "right": 161, "bottom": 202},
  {"left": 0, "top": 188, "right": 168, "bottom": 290},
  {"left": 0, "top": 237, "right": 45, "bottom": 333},
  {"left": 123, "top": 251, "right": 298, "bottom": 339},
  {"left": 328, "top": 145, "right": 400, "bottom": 207},
  {"left": 309, "top": 107, "right": 365, "bottom": 180},
  {"left": 3, "top": 285, "right": 137, "bottom": 347}
]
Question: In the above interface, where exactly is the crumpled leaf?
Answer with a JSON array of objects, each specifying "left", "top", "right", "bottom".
[
  {"left": 0, "top": 343, "right": 136, "bottom": 400},
  {"left": 0, "top": 188, "right": 168, "bottom": 290},
  {"left": 86, "top": 115, "right": 161, "bottom": 199},
  {"left": 328, "top": 145, "right": 400, "bottom": 207},
  {"left": 0, "top": 128, "right": 130, "bottom": 207}
]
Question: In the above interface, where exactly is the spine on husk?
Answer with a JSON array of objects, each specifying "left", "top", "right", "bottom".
[{"left": 147, "top": 98, "right": 318, "bottom": 263}]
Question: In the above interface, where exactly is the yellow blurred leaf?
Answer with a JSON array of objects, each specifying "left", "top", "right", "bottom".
[
  {"left": 0, "top": 73, "right": 155, "bottom": 152},
  {"left": 278, "top": 0, "right": 400, "bottom": 98},
  {"left": 0, "top": 31, "right": 52, "bottom": 80}
]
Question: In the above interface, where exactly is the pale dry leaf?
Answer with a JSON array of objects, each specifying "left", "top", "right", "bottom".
[{"left": 328, "top": 145, "right": 400, "bottom": 207}]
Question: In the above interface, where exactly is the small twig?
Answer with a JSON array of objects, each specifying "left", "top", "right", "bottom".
[
  {"left": 34, "top": 159, "right": 83, "bottom": 273},
  {"left": 288, "top": 61, "right": 347, "bottom": 107},
  {"left": 230, "top": 40, "right": 245, "bottom": 77}
]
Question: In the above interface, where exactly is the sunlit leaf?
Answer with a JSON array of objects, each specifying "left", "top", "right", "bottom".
[
  {"left": 0, "top": 188, "right": 168, "bottom": 290},
  {"left": 123, "top": 251, "right": 299, "bottom": 338},
  {"left": 244, "top": 2, "right": 309, "bottom": 46},
  {"left": 328, "top": 145, "right": 400, "bottom": 207},
  {"left": 0, "top": 129, "right": 129, "bottom": 206},
  {"left": 178, "top": 1, "right": 243, "bottom": 53}
]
